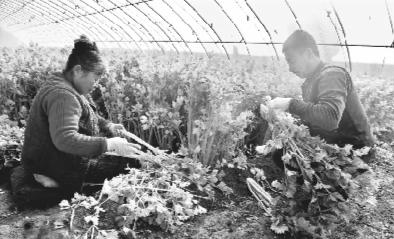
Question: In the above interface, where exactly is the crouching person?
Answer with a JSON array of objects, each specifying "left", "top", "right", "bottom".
[
  {"left": 268, "top": 30, "right": 375, "bottom": 148},
  {"left": 11, "top": 35, "right": 142, "bottom": 208},
  {"left": 266, "top": 30, "right": 375, "bottom": 168}
]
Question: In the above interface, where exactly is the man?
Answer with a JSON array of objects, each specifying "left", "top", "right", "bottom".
[{"left": 266, "top": 30, "right": 375, "bottom": 149}]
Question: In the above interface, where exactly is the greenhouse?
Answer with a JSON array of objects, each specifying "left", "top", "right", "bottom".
[{"left": 0, "top": 0, "right": 394, "bottom": 238}]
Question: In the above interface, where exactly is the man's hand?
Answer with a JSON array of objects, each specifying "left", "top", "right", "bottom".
[
  {"left": 267, "top": 97, "right": 292, "bottom": 112},
  {"left": 106, "top": 137, "right": 144, "bottom": 157},
  {"left": 259, "top": 104, "right": 269, "bottom": 118}
]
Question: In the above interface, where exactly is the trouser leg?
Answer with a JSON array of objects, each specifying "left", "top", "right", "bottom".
[
  {"left": 10, "top": 155, "right": 141, "bottom": 208},
  {"left": 83, "top": 154, "right": 141, "bottom": 183},
  {"left": 77, "top": 155, "right": 141, "bottom": 194}
]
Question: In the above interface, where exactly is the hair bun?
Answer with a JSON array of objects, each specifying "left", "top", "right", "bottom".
[{"left": 73, "top": 35, "right": 98, "bottom": 53}]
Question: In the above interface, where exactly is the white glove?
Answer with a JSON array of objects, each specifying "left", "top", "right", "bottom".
[{"left": 106, "top": 137, "right": 143, "bottom": 157}]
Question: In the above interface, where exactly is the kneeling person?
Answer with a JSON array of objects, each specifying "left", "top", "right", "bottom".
[
  {"left": 11, "top": 36, "right": 142, "bottom": 208},
  {"left": 267, "top": 30, "right": 374, "bottom": 148}
]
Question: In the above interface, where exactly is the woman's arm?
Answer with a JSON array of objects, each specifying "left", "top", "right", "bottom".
[{"left": 44, "top": 89, "right": 107, "bottom": 156}]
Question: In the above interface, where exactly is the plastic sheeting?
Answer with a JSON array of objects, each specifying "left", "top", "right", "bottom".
[{"left": 1, "top": 0, "right": 394, "bottom": 64}]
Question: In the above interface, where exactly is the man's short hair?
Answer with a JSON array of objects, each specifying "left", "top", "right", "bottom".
[{"left": 283, "top": 30, "right": 320, "bottom": 57}]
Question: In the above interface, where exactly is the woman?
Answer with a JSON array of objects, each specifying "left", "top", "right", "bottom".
[{"left": 11, "top": 35, "right": 142, "bottom": 208}]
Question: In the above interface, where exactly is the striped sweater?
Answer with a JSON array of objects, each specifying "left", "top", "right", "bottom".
[
  {"left": 289, "top": 62, "right": 375, "bottom": 148},
  {"left": 21, "top": 73, "right": 108, "bottom": 180}
]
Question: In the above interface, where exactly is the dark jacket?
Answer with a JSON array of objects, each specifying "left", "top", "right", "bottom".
[
  {"left": 289, "top": 62, "right": 375, "bottom": 148},
  {"left": 21, "top": 73, "right": 109, "bottom": 189}
]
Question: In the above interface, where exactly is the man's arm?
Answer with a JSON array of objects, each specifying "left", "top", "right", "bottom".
[{"left": 288, "top": 71, "right": 348, "bottom": 131}]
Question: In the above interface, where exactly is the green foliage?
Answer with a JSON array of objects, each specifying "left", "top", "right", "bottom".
[
  {"left": 0, "top": 115, "right": 24, "bottom": 170},
  {"left": 1, "top": 46, "right": 394, "bottom": 238},
  {"left": 0, "top": 47, "right": 261, "bottom": 166},
  {"left": 98, "top": 54, "right": 259, "bottom": 165},
  {"left": 60, "top": 152, "right": 232, "bottom": 236},
  {"left": 256, "top": 108, "right": 372, "bottom": 238},
  {"left": 355, "top": 77, "right": 394, "bottom": 134},
  {"left": 0, "top": 46, "right": 65, "bottom": 124}
]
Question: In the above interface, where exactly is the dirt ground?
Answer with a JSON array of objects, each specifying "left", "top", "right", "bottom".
[
  {"left": 0, "top": 139, "right": 393, "bottom": 239},
  {"left": 0, "top": 183, "right": 280, "bottom": 239},
  {"left": 330, "top": 156, "right": 394, "bottom": 239}
]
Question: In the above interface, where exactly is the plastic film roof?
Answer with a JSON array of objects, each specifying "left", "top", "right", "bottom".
[{"left": 1, "top": 0, "right": 394, "bottom": 65}]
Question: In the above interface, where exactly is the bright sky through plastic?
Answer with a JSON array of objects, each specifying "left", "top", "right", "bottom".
[
  {"left": 186, "top": 0, "right": 394, "bottom": 64},
  {"left": 2, "top": 0, "right": 394, "bottom": 64}
]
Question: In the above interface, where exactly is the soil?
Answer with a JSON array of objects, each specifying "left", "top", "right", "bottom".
[
  {"left": 0, "top": 141, "right": 393, "bottom": 239},
  {"left": 0, "top": 179, "right": 280, "bottom": 239},
  {"left": 0, "top": 155, "right": 283, "bottom": 239},
  {"left": 330, "top": 152, "right": 394, "bottom": 239}
]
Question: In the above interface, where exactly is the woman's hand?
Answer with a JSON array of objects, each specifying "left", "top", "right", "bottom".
[
  {"left": 108, "top": 123, "right": 126, "bottom": 136},
  {"left": 106, "top": 137, "right": 144, "bottom": 157}
]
